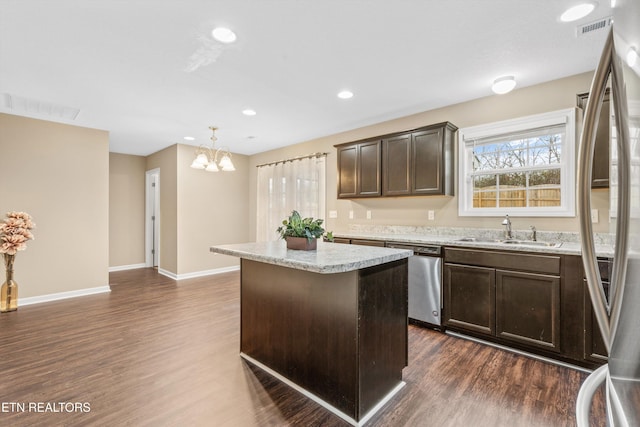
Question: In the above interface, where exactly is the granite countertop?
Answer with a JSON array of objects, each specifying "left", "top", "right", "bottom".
[
  {"left": 210, "top": 240, "right": 413, "bottom": 274},
  {"left": 333, "top": 231, "right": 615, "bottom": 258}
]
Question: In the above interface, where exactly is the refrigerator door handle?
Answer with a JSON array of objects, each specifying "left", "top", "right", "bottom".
[
  {"left": 577, "top": 27, "right": 632, "bottom": 427},
  {"left": 577, "top": 27, "right": 631, "bottom": 353},
  {"left": 578, "top": 28, "right": 614, "bottom": 352},
  {"left": 576, "top": 365, "right": 608, "bottom": 427}
]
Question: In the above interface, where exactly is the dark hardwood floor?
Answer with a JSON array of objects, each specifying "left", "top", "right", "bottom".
[{"left": 0, "top": 268, "right": 606, "bottom": 426}]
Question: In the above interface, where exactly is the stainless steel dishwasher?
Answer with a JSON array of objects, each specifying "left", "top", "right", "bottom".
[{"left": 386, "top": 242, "right": 442, "bottom": 327}]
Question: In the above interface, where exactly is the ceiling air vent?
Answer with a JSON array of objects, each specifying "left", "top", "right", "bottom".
[
  {"left": 576, "top": 16, "right": 613, "bottom": 38},
  {"left": 1, "top": 93, "right": 80, "bottom": 120}
]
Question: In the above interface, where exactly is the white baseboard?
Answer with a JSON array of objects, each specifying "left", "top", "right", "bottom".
[
  {"left": 158, "top": 268, "right": 177, "bottom": 279},
  {"left": 19, "top": 285, "right": 111, "bottom": 307},
  {"left": 108, "top": 263, "right": 146, "bottom": 272},
  {"left": 158, "top": 265, "right": 240, "bottom": 281}
]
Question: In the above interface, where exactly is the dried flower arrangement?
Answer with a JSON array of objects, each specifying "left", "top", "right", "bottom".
[
  {"left": 0, "top": 211, "right": 36, "bottom": 255},
  {"left": 1, "top": 211, "right": 35, "bottom": 312}
]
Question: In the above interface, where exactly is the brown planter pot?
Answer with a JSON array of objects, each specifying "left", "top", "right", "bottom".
[{"left": 285, "top": 236, "right": 318, "bottom": 251}]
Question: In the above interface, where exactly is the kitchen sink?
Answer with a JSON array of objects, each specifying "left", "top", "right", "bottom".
[
  {"left": 456, "top": 237, "right": 562, "bottom": 248},
  {"left": 501, "top": 239, "right": 562, "bottom": 248},
  {"left": 456, "top": 237, "right": 501, "bottom": 243}
]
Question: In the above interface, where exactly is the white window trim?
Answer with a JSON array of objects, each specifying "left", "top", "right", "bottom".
[{"left": 458, "top": 108, "right": 578, "bottom": 217}]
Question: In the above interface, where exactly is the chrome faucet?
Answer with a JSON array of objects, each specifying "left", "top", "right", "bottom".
[
  {"left": 502, "top": 215, "right": 512, "bottom": 239},
  {"left": 530, "top": 226, "right": 537, "bottom": 242}
]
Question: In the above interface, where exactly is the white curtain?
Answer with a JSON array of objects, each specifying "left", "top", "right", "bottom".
[{"left": 256, "top": 155, "right": 326, "bottom": 242}]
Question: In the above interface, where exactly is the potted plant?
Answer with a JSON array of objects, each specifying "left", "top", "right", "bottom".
[{"left": 277, "top": 210, "right": 326, "bottom": 250}]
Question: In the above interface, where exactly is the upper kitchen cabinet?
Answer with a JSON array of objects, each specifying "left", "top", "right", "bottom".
[
  {"left": 383, "top": 122, "right": 457, "bottom": 196},
  {"left": 577, "top": 90, "right": 610, "bottom": 188},
  {"left": 336, "top": 139, "right": 381, "bottom": 198},
  {"left": 337, "top": 122, "right": 457, "bottom": 199}
]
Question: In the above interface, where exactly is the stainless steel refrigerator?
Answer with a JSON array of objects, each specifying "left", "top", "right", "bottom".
[{"left": 576, "top": 1, "right": 640, "bottom": 425}]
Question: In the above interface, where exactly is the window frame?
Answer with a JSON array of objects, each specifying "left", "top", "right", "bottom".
[{"left": 458, "top": 108, "right": 578, "bottom": 217}]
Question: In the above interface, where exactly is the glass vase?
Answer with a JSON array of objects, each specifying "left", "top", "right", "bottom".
[{"left": 1, "top": 254, "right": 18, "bottom": 312}]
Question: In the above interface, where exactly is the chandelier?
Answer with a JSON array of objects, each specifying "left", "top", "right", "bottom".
[{"left": 190, "top": 126, "right": 235, "bottom": 172}]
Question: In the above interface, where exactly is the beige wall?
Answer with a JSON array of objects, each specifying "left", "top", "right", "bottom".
[
  {"left": 109, "top": 144, "right": 249, "bottom": 277},
  {"left": 109, "top": 153, "right": 146, "bottom": 267},
  {"left": 0, "top": 113, "right": 109, "bottom": 298},
  {"left": 248, "top": 71, "right": 611, "bottom": 238},
  {"left": 146, "top": 145, "right": 178, "bottom": 274},
  {"left": 176, "top": 144, "right": 250, "bottom": 274}
]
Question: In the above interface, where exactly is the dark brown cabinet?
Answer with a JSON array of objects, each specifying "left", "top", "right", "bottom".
[
  {"left": 583, "top": 258, "right": 611, "bottom": 363},
  {"left": 350, "top": 239, "right": 386, "bottom": 247},
  {"left": 577, "top": 90, "right": 610, "bottom": 188},
  {"left": 381, "top": 122, "right": 457, "bottom": 196},
  {"left": 336, "top": 122, "right": 456, "bottom": 199},
  {"left": 444, "top": 264, "right": 495, "bottom": 335},
  {"left": 337, "top": 139, "right": 381, "bottom": 198},
  {"left": 443, "top": 248, "right": 561, "bottom": 353},
  {"left": 382, "top": 133, "right": 411, "bottom": 196},
  {"left": 496, "top": 270, "right": 560, "bottom": 352}
]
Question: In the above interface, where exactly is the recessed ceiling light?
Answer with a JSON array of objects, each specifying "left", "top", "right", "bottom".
[
  {"left": 337, "top": 90, "right": 354, "bottom": 99},
  {"left": 491, "top": 76, "right": 517, "bottom": 94},
  {"left": 212, "top": 27, "right": 237, "bottom": 43},
  {"left": 183, "top": 136, "right": 195, "bottom": 141},
  {"left": 242, "top": 109, "right": 257, "bottom": 116},
  {"left": 627, "top": 47, "right": 638, "bottom": 67},
  {"left": 560, "top": 2, "right": 597, "bottom": 22}
]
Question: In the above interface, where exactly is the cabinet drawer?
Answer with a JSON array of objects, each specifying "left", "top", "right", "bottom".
[
  {"left": 444, "top": 248, "right": 560, "bottom": 275},
  {"left": 350, "top": 239, "right": 385, "bottom": 247}
]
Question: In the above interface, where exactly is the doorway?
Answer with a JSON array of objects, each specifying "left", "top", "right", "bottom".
[{"left": 145, "top": 169, "right": 160, "bottom": 268}]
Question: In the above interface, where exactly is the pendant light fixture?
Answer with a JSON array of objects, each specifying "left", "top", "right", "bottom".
[{"left": 190, "top": 126, "right": 235, "bottom": 172}]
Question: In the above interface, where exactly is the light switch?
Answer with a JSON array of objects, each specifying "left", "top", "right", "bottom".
[
  {"left": 329, "top": 210, "right": 338, "bottom": 219},
  {"left": 349, "top": 210, "right": 354, "bottom": 219},
  {"left": 366, "top": 210, "right": 372, "bottom": 219},
  {"left": 591, "top": 209, "right": 599, "bottom": 223}
]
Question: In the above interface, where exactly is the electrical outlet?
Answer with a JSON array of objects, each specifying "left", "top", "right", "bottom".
[
  {"left": 366, "top": 210, "right": 372, "bottom": 220},
  {"left": 591, "top": 209, "right": 599, "bottom": 223},
  {"left": 428, "top": 210, "right": 435, "bottom": 221},
  {"left": 329, "top": 210, "right": 338, "bottom": 219},
  {"left": 349, "top": 210, "right": 354, "bottom": 220}
]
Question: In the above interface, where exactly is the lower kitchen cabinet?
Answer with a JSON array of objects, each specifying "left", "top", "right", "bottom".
[
  {"left": 441, "top": 247, "right": 602, "bottom": 366},
  {"left": 444, "top": 264, "right": 495, "bottom": 335},
  {"left": 495, "top": 270, "right": 560, "bottom": 352},
  {"left": 583, "top": 257, "right": 611, "bottom": 363}
]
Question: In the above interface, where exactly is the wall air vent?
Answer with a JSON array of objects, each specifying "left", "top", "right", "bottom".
[
  {"left": 576, "top": 16, "right": 613, "bottom": 38},
  {"left": 1, "top": 93, "right": 80, "bottom": 120}
]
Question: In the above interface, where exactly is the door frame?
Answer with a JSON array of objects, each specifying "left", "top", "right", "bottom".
[{"left": 145, "top": 168, "right": 160, "bottom": 268}]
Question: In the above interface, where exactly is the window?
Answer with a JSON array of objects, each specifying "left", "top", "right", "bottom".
[
  {"left": 256, "top": 155, "right": 326, "bottom": 241},
  {"left": 459, "top": 108, "right": 577, "bottom": 217}
]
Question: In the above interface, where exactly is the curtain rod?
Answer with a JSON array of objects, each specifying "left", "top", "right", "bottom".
[{"left": 255, "top": 152, "right": 329, "bottom": 168}]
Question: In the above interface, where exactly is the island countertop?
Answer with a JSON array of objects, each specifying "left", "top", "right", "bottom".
[{"left": 210, "top": 240, "right": 413, "bottom": 274}]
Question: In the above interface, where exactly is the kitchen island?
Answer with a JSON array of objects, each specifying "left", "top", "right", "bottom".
[{"left": 210, "top": 241, "right": 412, "bottom": 426}]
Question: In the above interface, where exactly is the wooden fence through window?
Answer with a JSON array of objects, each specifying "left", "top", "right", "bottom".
[{"left": 473, "top": 185, "right": 561, "bottom": 208}]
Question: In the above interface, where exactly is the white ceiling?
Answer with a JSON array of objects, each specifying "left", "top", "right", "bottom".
[{"left": 0, "top": 0, "right": 612, "bottom": 156}]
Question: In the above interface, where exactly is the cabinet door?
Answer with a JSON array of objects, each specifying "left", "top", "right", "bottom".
[
  {"left": 496, "top": 270, "right": 560, "bottom": 352},
  {"left": 412, "top": 128, "right": 443, "bottom": 194},
  {"left": 358, "top": 140, "right": 381, "bottom": 196},
  {"left": 337, "top": 145, "right": 358, "bottom": 198},
  {"left": 583, "top": 279, "right": 608, "bottom": 362},
  {"left": 382, "top": 133, "right": 411, "bottom": 196},
  {"left": 444, "top": 263, "right": 495, "bottom": 335}
]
